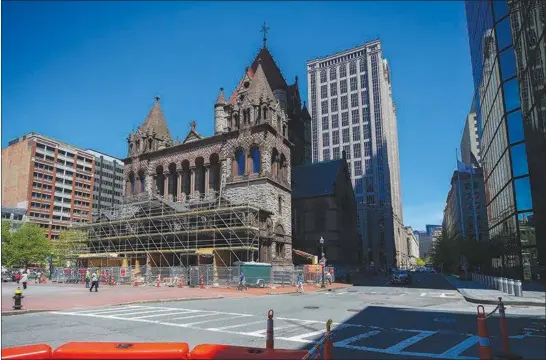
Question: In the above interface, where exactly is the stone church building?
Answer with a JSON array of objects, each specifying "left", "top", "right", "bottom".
[{"left": 122, "top": 42, "right": 311, "bottom": 266}]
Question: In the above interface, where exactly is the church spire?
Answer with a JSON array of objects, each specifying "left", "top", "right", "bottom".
[
  {"left": 141, "top": 96, "right": 172, "bottom": 141},
  {"left": 215, "top": 87, "right": 226, "bottom": 106},
  {"left": 261, "top": 22, "right": 270, "bottom": 49}
]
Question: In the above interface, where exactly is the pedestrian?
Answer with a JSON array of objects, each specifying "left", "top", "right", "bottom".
[
  {"left": 238, "top": 272, "right": 247, "bottom": 291},
  {"left": 326, "top": 271, "right": 332, "bottom": 285},
  {"left": 21, "top": 271, "right": 28, "bottom": 290},
  {"left": 85, "top": 270, "right": 91, "bottom": 288},
  {"left": 89, "top": 272, "right": 98, "bottom": 292},
  {"left": 297, "top": 273, "right": 304, "bottom": 293},
  {"left": 15, "top": 272, "right": 21, "bottom": 285}
]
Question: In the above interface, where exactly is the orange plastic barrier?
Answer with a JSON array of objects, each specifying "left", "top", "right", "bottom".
[
  {"left": 190, "top": 344, "right": 309, "bottom": 359},
  {"left": 2, "top": 344, "right": 52, "bottom": 359},
  {"left": 52, "top": 342, "right": 189, "bottom": 359}
]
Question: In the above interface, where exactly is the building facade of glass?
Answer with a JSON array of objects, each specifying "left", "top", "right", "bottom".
[{"left": 465, "top": 0, "right": 545, "bottom": 281}]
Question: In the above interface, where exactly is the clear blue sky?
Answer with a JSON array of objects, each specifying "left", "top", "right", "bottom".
[{"left": 1, "top": 1, "right": 474, "bottom": 231}]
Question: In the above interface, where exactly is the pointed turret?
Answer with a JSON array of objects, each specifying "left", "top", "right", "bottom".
[
  {"left": 215, "top": 88, "right": 226, "bottom": 106},
  {"left": 214, "top": 88, "right": 227, "bottom": 134},
  {"left": 141, "top": 97, "right": 172, "bottom": 141}
]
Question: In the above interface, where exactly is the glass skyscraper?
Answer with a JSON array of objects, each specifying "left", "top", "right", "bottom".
[{"left": 465, "top": 0, "right": 545, "bottom": 281}]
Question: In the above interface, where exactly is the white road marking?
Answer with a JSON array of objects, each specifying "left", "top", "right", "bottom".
[
  {"left": 53, "top": 305, "right": 535, "bottom": 360},
  {"left": 208, "top": 320, "right": 265, "bottom": 331},
  {"left": 440, "top": 336, "right": 478, "bottom": 358},
  {"left": 334, "top": 330, "right": 381, "bottom": 346},
  {"left": 421, "top": 292, "right": 427, "bottom": 297},
  {"left": 384, "top": 331, "right": 436, "bottom": 352}
]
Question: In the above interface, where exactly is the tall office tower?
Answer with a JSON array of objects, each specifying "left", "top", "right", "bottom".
[
  {"left": 461, "top": 102, "right": 481, "bottom": 164},
  {"left": 85, "top": 150, "right": 125, "bottom": 213},
  {"left": 465, "top": 0, "right": 545, "bottom": 281},
  {"left": 1, "top": 133, "right": 95, "bottom": 239},
  {"left": 306, "top": 39, "right": 404, "bottom": 269}
]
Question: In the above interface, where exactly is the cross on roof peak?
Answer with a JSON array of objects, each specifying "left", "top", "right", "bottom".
[{"left": 261, "top": 22, "right": 270, "bottom": 48}]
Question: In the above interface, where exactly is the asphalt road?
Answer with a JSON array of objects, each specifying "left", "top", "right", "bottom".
[{"left": 2, "top": 273, "right": 545, "bottom": 359}]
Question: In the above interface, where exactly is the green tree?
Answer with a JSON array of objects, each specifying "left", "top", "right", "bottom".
[
  {"left": 430, "top": 229, "right": 461, "bottom": 274},
  {"left": 2, "top": 220, "right": 13, "bottom": 264},
  {"left": 2, "top": 222, "right": 52, "bottom": 267},
  {"left": 52, "top": 229, "right": 88, "bottom": 266}
]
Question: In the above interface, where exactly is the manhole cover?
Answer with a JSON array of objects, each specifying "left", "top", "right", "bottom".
[
  {"left": 347, "top": 309, "right": 362, "bottom": 312},
  {"left": 434, "top": 317, "right": 456, "bottom": 323},
  {"left": 303, "top": 306, "right": 320, "bottom": 310}
]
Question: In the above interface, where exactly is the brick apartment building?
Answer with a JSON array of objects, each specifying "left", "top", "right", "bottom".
[{"left": 1, "top": 133, "right": 95, "bottom": 239}]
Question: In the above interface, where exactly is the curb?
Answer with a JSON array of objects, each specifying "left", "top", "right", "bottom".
[
  {"left": 267, "top": 284, "right": 353, "bottom": 296},
  {"left": 116, "top": 295, "right": 224, "bottom": 305},
  {"left": 1, "top": 296, "right": 225, "bottom": 316},
  {"left": 1, "top": 309, "right": 51, "bottom": 316},
  {"left": 460, "top": 294, "right": 545, "bottom": 307},
  {"left": 443, "top": 275, "right": 545, "bottom": 308}
]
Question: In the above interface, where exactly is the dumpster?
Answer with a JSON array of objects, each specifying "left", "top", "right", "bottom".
[{"left": 233, "top": 262, "right": 271, "bottom": 288}]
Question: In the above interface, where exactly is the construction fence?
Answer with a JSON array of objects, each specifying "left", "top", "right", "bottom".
[{"left": 51, "top": 264, "right": 336, "bottom": 288}]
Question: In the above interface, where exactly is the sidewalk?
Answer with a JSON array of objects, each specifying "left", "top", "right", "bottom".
[
  {"left": 443, "top": 275, "right": 545, "bottom": 307},
  {"left": 1, "top": 281, "right": 351, "bottom": 315}
]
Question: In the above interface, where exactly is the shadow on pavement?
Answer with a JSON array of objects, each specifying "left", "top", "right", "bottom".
[{"left": 294, "top": 304, "right": 546, "bottom": 359}]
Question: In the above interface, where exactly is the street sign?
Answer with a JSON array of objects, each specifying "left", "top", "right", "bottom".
[{"left": 120, "top": 268, "right": 127, "bottom": 277}]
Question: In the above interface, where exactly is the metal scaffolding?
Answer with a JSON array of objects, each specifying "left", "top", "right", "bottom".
[{"left": 74, "top": 190, "right": 266, "bottom": 268}]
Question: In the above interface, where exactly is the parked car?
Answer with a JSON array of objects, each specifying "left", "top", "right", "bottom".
[
  {"left": 2, "top": 272, "right": 13, "bottom": 282},
  {"left": 391, "top": 269, "right": 412, "bottom": 285}
]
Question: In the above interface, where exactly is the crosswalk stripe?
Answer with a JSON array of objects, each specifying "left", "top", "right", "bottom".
[{"left": 133, "top": 311, "right": 195, "bottom": 319}]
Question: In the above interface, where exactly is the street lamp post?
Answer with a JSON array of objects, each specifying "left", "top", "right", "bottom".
[{"left": 319, "top": 237, "right": 325, "bottom": 288}]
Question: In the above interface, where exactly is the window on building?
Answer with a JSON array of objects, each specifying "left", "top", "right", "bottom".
[
  {"left": 364, "top": 141, "right": 371, "bottom": 156},
  {"left": 351, "top": 109, "right": 360, "bottom": 124},
  {"left": 350, "top": 77, "right": 358, "bottom": 91},
  {"left": 341, "top": 112, "right": 349, "bottom": 126},
  {"left": 321, "top": 85, "right": 327, "bottom": 98},
  {"left": 320, "top": 70, "right": 327, "bottom": 83},
  {"left": 331, "top": 98, "right": 338, "bottom": 112},
  {"left": 322, "top": 116, "right": 329, "bottom": 130},
  {"left": 278, "top": 196, "right": 282, "bottom": 214},
  {"left": 342, "top": 128, "right": 350, "bottom": 143},
  {"left": 323, "top": 149, "right": 330, "bottom": 161},
  {"left": 340, "top": 80, "right": 347, "bottom": 94},
  {"left": 332, "top": 130, "right": 339, "bottom": 145},
  {"left": 331, "top": 114, "right": 339, "bottom": 128},
  {"left": 330, "top": 82, "right": 337, "bottom": 96},
  {"left": 354, "top": 160, "right": 362, "bottom": 176},
  {"left": 343, "top": 145, "right": 351, "bottom": 159},
  {"left": 349, "top": 61, "right": 357, "bottom": 75},
  {"left": 236, "top": 149, "right": 245, "bottom": 175},
  {"left": 333, "top": 147, "right": 340, "bottom": 159},
  {"left": 251, "top": 147, "right": 261, "bottom": 174},
  {"left": 341, "top": 96, "right": 348, "bottom": 110},
  {"left": 353, "top": 143, "right": 362, "bottom": 158},
  {"left": 322, "top": 133, "right": 330, "bottom": 147},
  {"left": 359, "top": 60, "right": 366, "bottom": 73},
  {"left": 365, "top": 158, "right": 372, "bottom": 172},
  {"left": 321, "top": 101, "right": 328, "bottom": 114},
  {"left": 352, "top": 127, "right": 361, "bottom": 142},
  {"left": 363, "top": 123, "right": 370, "bottom": 139},
  {"left": 339, "top": 65, "right": 347, "bottom": 78},
  {"left": 351, "top": 93, "right": 359, "bottom": 108},
  {"left": 329, "top": 67, "right": 337, "bottom": 80}
]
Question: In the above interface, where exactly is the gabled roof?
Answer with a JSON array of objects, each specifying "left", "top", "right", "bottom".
[
  {"left": 246, "top": 62, "right": 275, "bottom": 102},
  {"left": 140, "top": 97, "right": 172, "bottom": 141},
  {"left": 182, "top": 121, "right": 203, "bottom": 144},
  {"left": 227, "top": 47, "right": 287, "bottom": 105},
  {"left": 291, "top": 159, "right": 345, "bottom": 199}
]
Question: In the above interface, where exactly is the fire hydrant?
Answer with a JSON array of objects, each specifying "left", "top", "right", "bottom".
[{"left": 13, "top": 287, "right": 24, "bottom": 310}]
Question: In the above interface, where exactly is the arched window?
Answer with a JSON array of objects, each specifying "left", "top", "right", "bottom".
[
  {"left": 130, "top": 175, "right": 136, "bottom": 194},
  {"left": 148, "top": 138, "right": 153, "bottom": 151},
  {"left": 243, "top": 110, "right": 248, "bottom": 123},
  {"left": 140, "top": 174, "right": 145, "bottom": 192},
  {"left": 251, "top": 147, "right": 260, "bottom": 174},
  {"left": 234, "top": 114, "right": 240, "bottom": 128},
  {"left": 236, "top": 150, "right": 245, "bottom": 176},
  {"left": 263, "top": 107, "right": 268, "bottom": 120}
]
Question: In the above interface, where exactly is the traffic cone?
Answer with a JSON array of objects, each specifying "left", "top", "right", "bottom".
[
  {"left": 200, "top": 276, "right": 205, "bottom": 289},
  {"left": 266, "top": 309, "right": 274, "bottom": 350},
  {"left": 324, "top": 319, "right": 333, "bottom": 360},
  {"left": 498, "top": 297, "right": 513, "bottom": 357},
  {"left": 477, "top": 305, "right": 493, "bottom": 360}
]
